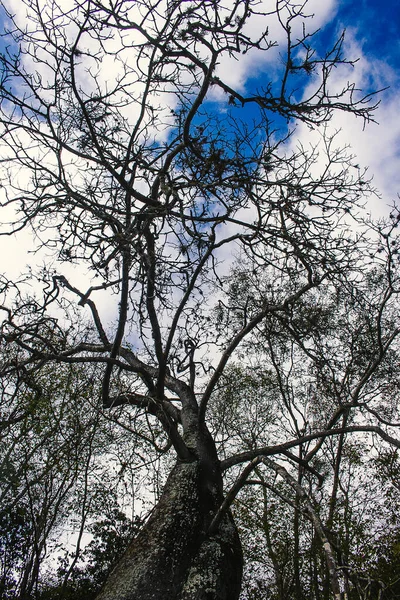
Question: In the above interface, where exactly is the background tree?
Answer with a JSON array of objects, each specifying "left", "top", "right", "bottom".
[
  {"left": 214, "top": 259, "right": 400, "bottom": 599},
  {"left": 0, "top": 1, "right": 399, "bottom": 599},
  {"left": 0, "top": 357, "right": 149, "bottom": 600},
  {"left": 38, "top": 502, "right": 142, "bottom": 600}
]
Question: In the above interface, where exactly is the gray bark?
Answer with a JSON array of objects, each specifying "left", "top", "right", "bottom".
[{"left": 96, "top": 459, "right": 243, "bottom": 600}]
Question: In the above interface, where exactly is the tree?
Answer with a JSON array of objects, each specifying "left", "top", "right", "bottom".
[
  {"left": 0, "top": 360, "right": 102, "bottom": 599},
  {"left": 0, "top": 0, "right": 399, "bottom": 598},
  {"left": 0, "top": 356, "right": 151, "bottom": 599},
  {"left": 38, "top": 503, "right": 142, "bottom": 600},
  {"left": 212, "top": 270, "right": 400, "bottom": 599}
]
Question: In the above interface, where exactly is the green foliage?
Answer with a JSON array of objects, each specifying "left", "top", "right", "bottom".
[
  {"left": 38, "top": 510, "right": 141, "bottom": 600},
  {"left": 0, "top": 360, "right": 149, "bottom": 599},
  {"left": 0, "top": 506, "right": 33, "bottom": 599}
]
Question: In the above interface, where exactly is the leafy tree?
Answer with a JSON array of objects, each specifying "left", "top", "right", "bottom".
[
  {"left": 0, "top": 359, "right": 147, "bottom": 599},
  {"left": 0, "top": 361, "right": 96, "bottom": 598},
  {"left": 38, "top": 506, "right": 142, "bottom": 600},
  {"left": 0, "top": 504, "right": 33, "bottom": 599},
  {"left": 0, "top": 1, "right": 399, "bottom": 599},
  {"left": 212, "top": 273, "right": 400, "bottom": 599}
]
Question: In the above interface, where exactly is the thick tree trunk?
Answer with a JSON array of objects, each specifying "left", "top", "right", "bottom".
[{"left": 96, "top": 458, "right": 243, "bottom": 600}]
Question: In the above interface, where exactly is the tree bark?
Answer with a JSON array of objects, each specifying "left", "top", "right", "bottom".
[{"left": 95, "top": 458, "right": 243, "bottom": 600}]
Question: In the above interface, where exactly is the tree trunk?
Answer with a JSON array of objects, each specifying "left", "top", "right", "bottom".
[{"left": 96, "top": 458, "right": 243, "bottom": 600}]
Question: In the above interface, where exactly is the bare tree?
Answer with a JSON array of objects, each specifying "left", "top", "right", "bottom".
[{"left": 0, "top": 1, "right": 399, "bottom": 598}]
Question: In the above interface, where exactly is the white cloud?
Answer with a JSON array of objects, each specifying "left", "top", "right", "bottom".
[
  {"left": 291, "top": 26, "right": 400, "bottom": 216},
  {"left": 211, "top": 0, "right": 338, "bottom": 96}
]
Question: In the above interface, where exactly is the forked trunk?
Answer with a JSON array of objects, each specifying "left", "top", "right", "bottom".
[{"left": 96, "top": 459, "right": 243, "bottom": 600}]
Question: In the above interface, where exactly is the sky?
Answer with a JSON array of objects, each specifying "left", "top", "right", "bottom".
[
  {"left": 0, "top": 0, "right": 399, "bottom": 284},
  {"left": 0, "top": 0, "right": 398, "bottom": 572},
  {"left": 332, "top": 0, "right": 399, "bottom": 71},
  {"left": 309, "top": 0, "right": 400, "bottom": 212}
]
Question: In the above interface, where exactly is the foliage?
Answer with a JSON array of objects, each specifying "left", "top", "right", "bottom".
[
  {"left": 0, "top": 361, "right": 150, "bottom": 599},
  {"left": 38, "top": 509, "right": 141, "bottom": 600}
]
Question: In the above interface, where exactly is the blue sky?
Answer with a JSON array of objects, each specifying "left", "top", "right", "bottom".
[
  {"left": 320, "top": 0, "right": 399, "bottom": 79},
  {"left": 335, "top": 0, "right": 400, "bottom": 70},
  {"left": 0, "top": 0, "right": 398, "bottom": 85}
]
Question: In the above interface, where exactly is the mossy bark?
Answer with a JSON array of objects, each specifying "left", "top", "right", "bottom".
[{"left": 95, "top": 459, "right": 243, "bottom": 600}]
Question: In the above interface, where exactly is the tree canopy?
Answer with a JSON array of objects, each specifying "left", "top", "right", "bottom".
[{"left": 0, "top": 1, "right": 399, "bottom": 599}]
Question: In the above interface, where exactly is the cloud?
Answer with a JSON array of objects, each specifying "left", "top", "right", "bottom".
[
  {"left": 291, "top": 25, "right": 400, "bottom": 216},
  {"left": 210, "top": 0, "right": 338, "bottom": 97}
]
